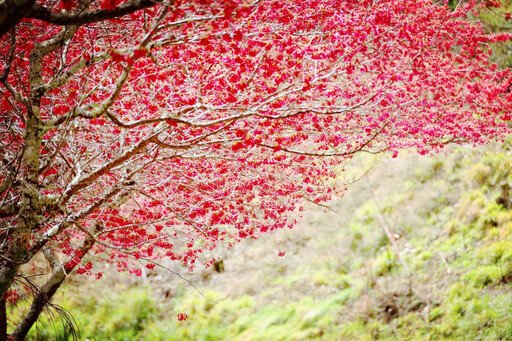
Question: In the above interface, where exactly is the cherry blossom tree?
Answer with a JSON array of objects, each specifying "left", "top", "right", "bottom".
[{"left": 1, "top": 0, "right": 512, "bottom": 338}]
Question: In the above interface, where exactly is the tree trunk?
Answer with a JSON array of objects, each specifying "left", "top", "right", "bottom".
[
  {"left": 10, "top": 224, "right": 100, "bottom": 340},
  {"left": 0, "top": 262, "right": 19, "bottom": 303},
  {"left": 0, "top": 298, "right": 6, "bottom": 341},
  {"left": 10, "top": 268, "right": 68, "bottom": 340}
]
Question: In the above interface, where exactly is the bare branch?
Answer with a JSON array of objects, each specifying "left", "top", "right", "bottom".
[
  {"left": 42, "top": 244, "right": 61, "bottom": 272},
  {"left": 59, "top": 136, "right": 152, "bottom": 205}
]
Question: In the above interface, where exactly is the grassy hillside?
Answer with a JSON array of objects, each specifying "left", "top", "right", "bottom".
[{"left": 17, "top": 141, "right": 512, "bottom": 340}]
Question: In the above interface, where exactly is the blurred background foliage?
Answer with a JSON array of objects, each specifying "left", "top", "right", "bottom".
[
  {"left": 477, "top": 0, "right": 512, "bottom": 67},
  {"left": 17, "top": 140, "right": 512, "bottom": 340}
]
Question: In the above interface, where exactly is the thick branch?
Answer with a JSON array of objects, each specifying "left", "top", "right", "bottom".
[
  {"left": 0, "top": 0, "right": 36, "bottom": 38},
  {"left": 59, "top": 136, "right": 151, "bottom": 204},
  {"left": 28, "top": 0, "right": 158, "bottom": 26},
  {"left": 0, "top": 0, "right": 161, "bottom": 39},
  {"left": 29, "top": 25, "right": 79, "bottom": 101},
  {"left": 0, "top": 204, "right": 16, "bottom": 218},
  {"left": 30, "top": 175, "right": 139, "bottom": 256}
]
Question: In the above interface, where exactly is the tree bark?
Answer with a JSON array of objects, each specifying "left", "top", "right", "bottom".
[
  {"left": 28, "top": 0, "right": 158, "bottom": 26},
  {"left": 0, "top": 0, "right": 36, "bottom": 38},
  {"left": 0, "top": 263, "right": 19, "bottom": 307},
  {"left": 0, "top": 298, "right": 6, "bottom": 341},
  {"left": 0, "top": 0, "right": 160, "bottom": 39}
]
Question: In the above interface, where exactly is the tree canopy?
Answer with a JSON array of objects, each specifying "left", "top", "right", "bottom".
[{"left": 1, "top": 0, "right": 512, "bottom": 338}]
